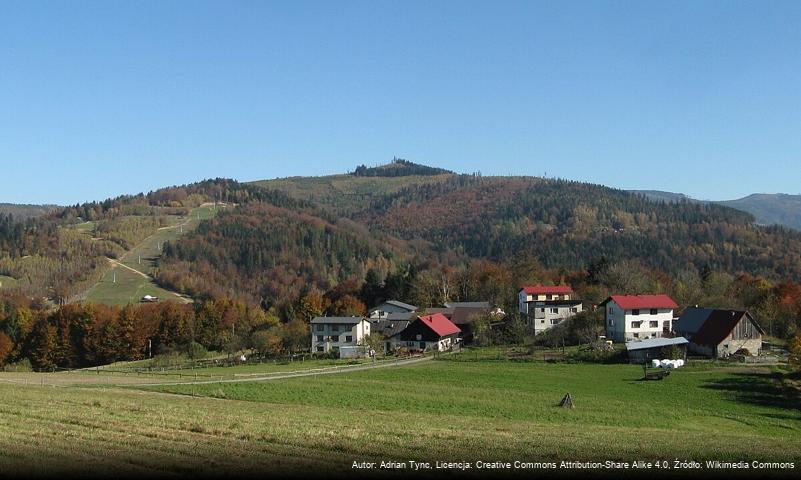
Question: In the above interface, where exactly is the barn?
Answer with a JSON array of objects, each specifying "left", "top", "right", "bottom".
[{"left": 675, "top": 308, "right": 764, "bottom": 358}]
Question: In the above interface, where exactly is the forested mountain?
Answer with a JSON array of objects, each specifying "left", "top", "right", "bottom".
[
  {"left": 0, "top": 204, "right": 61, "bottom": 220},
  {"left": 633, "top": 190, "right": 801, "bottom": 231},
  {"left": 257, "top": 172, "right": 801, "bottom": 280},
  {"left": 352, "top": 158, "right": 454, "bottom": 177},
  {"left": 5, "top": 163, "right": 801, "bottom": 370}
]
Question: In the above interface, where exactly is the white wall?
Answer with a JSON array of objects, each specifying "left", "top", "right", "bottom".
[
  {"left": 311, "top": 320, "right": 370, "bottom": 353},
  {"left": 605, "top": 301, "right": 673, "bottom": 343}
]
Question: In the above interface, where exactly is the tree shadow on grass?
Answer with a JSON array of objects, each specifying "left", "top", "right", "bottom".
[{"left": 701, "top": 371, "right": 801, "bottom": 412}]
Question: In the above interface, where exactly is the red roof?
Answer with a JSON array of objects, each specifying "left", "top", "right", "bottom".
[
  {"left": 417, "top": 313, "right": 461, "bottom": 337},
  {"left": 605, "top": 294, "right": 678, "bottom": 310},
  {"left": 521, "top": 285, "right": 573, "bottom": 295}
]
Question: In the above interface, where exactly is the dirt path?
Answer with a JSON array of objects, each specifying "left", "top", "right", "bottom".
[
  {"left": 107, "top": 258, "right": 149, "bottom": 278},
  {"left": 131, "top": 354, "right": 436, "bottom": 387}
]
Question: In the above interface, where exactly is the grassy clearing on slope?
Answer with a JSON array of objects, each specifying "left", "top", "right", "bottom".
[
  {"left": 252, "top": 174, "right": 453, "bottom": 212},
  {"left": 82, "top": 205, "right": 223, "bottom": 305},
  {"left": 83, "top": 262, "right": 181, "bottom": 305}
]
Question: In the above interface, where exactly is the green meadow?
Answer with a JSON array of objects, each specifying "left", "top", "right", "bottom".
[
  {"left": 0, "top": 353, "right": 799, "bottom": 477},
  {"left": 82, "top": 204, "right": 224, "bottom": 305}
]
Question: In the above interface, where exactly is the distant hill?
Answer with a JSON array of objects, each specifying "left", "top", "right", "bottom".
[
  {"left": 718, "top": 194, "right": 801, "bottom": 231},
  {"left": 632, "top": 190, "right": 801, "bottom": 231},
  {"left": 0, "top": 203, "right": 60, "bottom": 219}
]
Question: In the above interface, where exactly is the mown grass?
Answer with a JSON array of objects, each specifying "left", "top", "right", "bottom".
[
  {"left": 151, "top": 360, "right": 801, "bottom": 437},
  {"left": 82, "top": 205, "right": 222, "bottom": 305},
  {"left": 83, "top": 262, "right": 180, "bottom": 305},
  {"left": 252, "top": 174, "right": 453, "bottom": 212},
  {"left": 0, "top": 358, "right": 799, "bottom": 477}
]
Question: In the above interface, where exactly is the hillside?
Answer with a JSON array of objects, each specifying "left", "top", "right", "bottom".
[
  {"left": 719, "top": 193, "right": 801, "bottom": 231},
  {"left": 254, "top": 171, "right": 801, "bottom": 278},
  {"left": 0, "top": 203, "right": 61, "bottom": 219},
  {"left": 632, "top": 190, "right": 801, "bottom": 231}
]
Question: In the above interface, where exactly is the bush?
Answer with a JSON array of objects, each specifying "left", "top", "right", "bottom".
[
  {"left": 187, "top": 341, "right": 209, "bottom": 360},
  {"left": 3, "top": 358, "right": 33, "bottom": 372}
]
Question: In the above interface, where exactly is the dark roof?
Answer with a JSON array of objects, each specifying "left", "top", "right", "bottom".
[
  {"left": 369, "top": 299, "right": 417, "bottom": 313},
  {"left": 385, "top": 311, "right": 416, "bottom": 321},
  {"left": 601, "top": 295, "right": 678, "bottom": 310},
  {"left": 675, "top": 307, "right": 716, "bottom": 336},
  {"left": 310, "top": 316, "right": 368, "bottom": 324},
  {"left": 691, "top": 310, "right": 764, "bottom": 346},
  {"left": 443, "top": 301, "right": 490, "bottom": 309},
  {"left": 450, "top": 306, "right": 490, "bottom": 325},
  {"left": 422, "top": 307, "right": 454, "bottom": 318},
  {"left": 375, "top": 320, "right": 411, "bottom": 338}
]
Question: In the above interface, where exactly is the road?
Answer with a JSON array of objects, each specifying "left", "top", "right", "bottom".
[{"left": 131, "top": 354, "right": 435, "bottom": 387}]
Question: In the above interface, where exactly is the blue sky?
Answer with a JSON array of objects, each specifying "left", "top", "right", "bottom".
[{"left": 2, "top": 0, "right": 800, "bottom": 204}]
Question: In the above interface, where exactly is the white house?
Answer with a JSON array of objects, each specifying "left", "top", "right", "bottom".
[
  {"left": 601, "top": 295, "right": 678, "bottom": 342},
  {"left": 310, "top": 316, "right": 371, "bottom": 354},
  {"left": 518, "top": 285, "right": 583, "bottom": 334}
]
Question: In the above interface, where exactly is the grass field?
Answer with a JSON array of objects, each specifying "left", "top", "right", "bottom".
[
  {"left": 0, "top": 354, "right": 799, "bottom": 477},
  {"left": 0, "top": 274, "right": 18, "bottom": 289},
  {"left": 82, "top": 204, "right": 223, "bottom": 305}
]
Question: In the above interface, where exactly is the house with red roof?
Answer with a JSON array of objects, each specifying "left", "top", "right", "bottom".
[
  {"left": 387, "top": 313, "right": 462, "bottom": 352},
  {"left": 518, "top": 285, "right": 583, "bottom": 334},
  {"left": 600, "top": 295, "right": 678, "bottom": 342}
]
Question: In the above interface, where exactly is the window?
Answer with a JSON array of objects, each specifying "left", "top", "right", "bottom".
[
  {"left": 551, "top": 308, "right": 558, "bottom": 314},
  {"left": 315, "top": 325, "right": 324, "bottom": 332},
  {"left": 608, "top": 320, "right": 614, "bottom": 327},
  {"left": 650, "top": 308, "right": 658, "bottom": 315},
  {"left": 631, "top": 321, "right": 641, "bottom": 329},
  {"left": 546, "top": 294, "right": 553, "bottom": 300},
  {"left": 570, "top": 307, "right": 578, "bottom": 313},
  {"left": 663, "top": 321, "right": 671, "bottom": 330},
  {"left": 332, "top": 325, "right": 340, "bottom": 332},
  {"left": 540, "top": 320, "right": 545, "bottom": 324},
  {"left": 345, "top": 335, "right": 353, "bottom": 342},
  {"left": 316, "top": 335, "right": 323, "bottom": 342},
  {"left": 316, "top": 346, "right": 324, "bottom": 352},
  {"left": 331, "top": 335, "right": 339, "bottom": 342},
  {"left": 649, "top": 321, "right": 658, "bottom": 328},
  {"left": 633, "top": 333, "right": 640, "bottom": 338},
  {"left": 632, "top": 309, "right": 640, "bottom": 316},
  {"left": 608, "top": 307, "right": 613, "bottom": 314},
  {"left": 419, "top": 341, "right": 426, "bottom": 349},
  {"left": 416, "top": 334, "right": 422, "bottom": 341},
  {"left": 541, "top": 308, "right": 546, "bottom": 312},
  {"left": 550, "top": 319, "right": 561, "bottom": 325}
]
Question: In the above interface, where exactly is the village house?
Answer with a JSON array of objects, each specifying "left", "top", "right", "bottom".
[
  {"left": 386, "top": 313, "right": 461, "bottom": 352},
  {"left": 310, "top": 316, "right": 371, "bottom": 354},
  {"left": 518, "top": 285, "right": 583, "bottom": 334},
  {"left": 601, "top": 294, "right": 678, "bottom": 342},
  {"left": 675, "top": 307, "right": 764, "bottom": 358},
  {"left": 368, "top": 300, "right": 418, "bottom": 320}
]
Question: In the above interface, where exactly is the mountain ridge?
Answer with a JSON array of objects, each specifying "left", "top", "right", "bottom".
[{"left": 632, "top": 190, "right": 801, "bottom": 231}]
